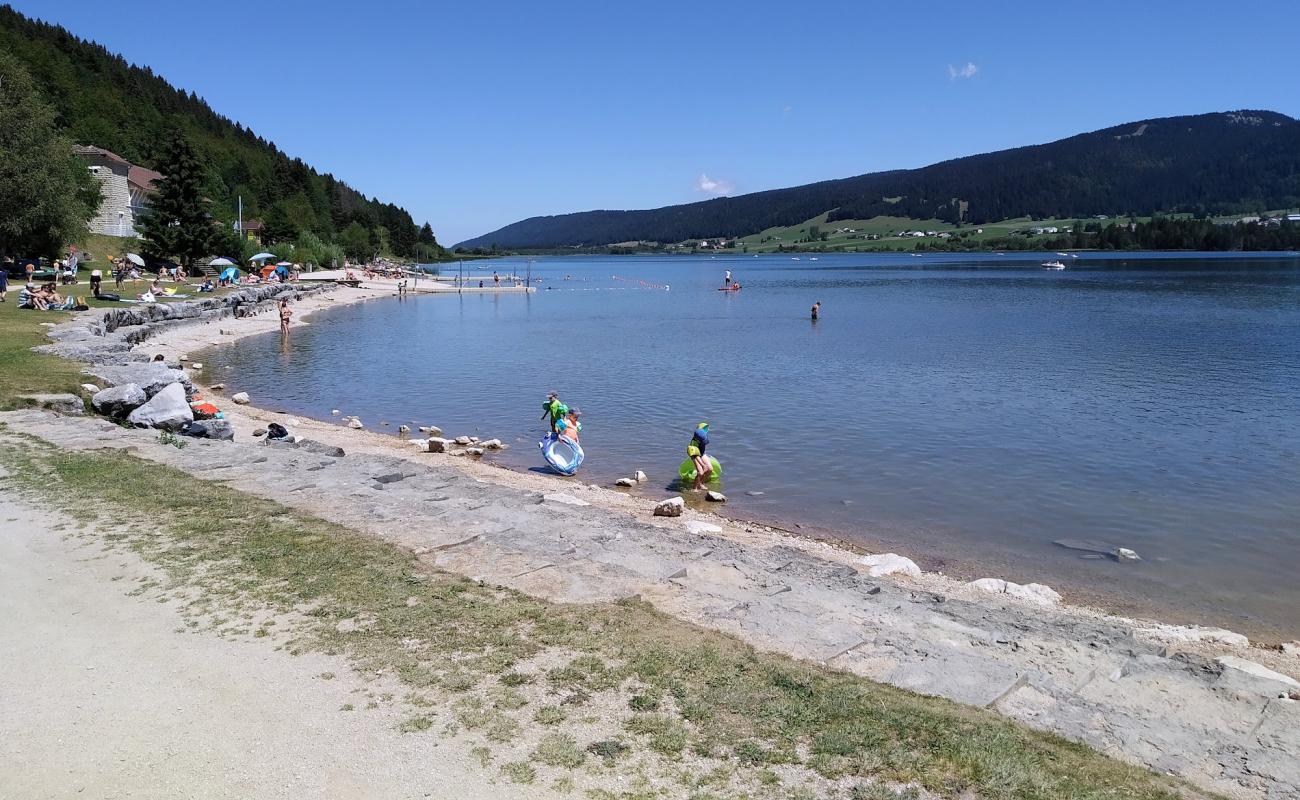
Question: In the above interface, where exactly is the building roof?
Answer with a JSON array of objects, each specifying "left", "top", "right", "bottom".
[
  {"left": 127, "top": 164, "right": 164, "bottom": 192},
  {"left": 72, "top": 144, "right": 131, "bottom": 167}
]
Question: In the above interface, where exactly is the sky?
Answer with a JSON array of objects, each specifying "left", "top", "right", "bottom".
[{"left": 18, "top": 0, "right": 1300, "bottom": 244}]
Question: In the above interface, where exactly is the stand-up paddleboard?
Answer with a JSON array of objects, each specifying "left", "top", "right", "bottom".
[
  {"left": 540, "top": 434, "right": 584, "bottom": 476},
  {"left": 717, "top": 285, "right": 742, "bottom": 292},
  {"left": 679, "top": 455, "right": 722, "bottom": 483}
]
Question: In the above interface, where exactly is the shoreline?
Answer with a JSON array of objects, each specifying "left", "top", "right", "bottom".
[
  {"left": 18, "top": 283, "right": 1300, "bottom": 798},
  {"left": 161, "top": 283, "right": 1274, "bottom": 646},
  {"left": 188, "top": 284, "right": 1290, "bottom": 644}
]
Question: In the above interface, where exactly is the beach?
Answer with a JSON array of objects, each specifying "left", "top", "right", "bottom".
[{"left": 5, "top": 277, "right": 1298, "bottom": 798}]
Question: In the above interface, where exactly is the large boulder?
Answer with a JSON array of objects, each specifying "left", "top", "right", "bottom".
[
  {"left": 425, "top": 437, "right": 450, "bottom": 453},
  {"left": 968, "top": 578, "right": 1062, "bottom": 606},
  {"left": 92, "top": 363, "right": 192, "bottom": 398},
  {"left": 126, "top": 383, "right": 194, "bottom": 431},
  {"left": 231, "top": 392, "right": 251, "bottom": 405},
  {"left": 180, "top": 419, "right": 235, "bottom": 441},
  {"left": 859, "top": 553, "right": 921, "bottom": 578},
  {"left": 91, "top": 384, "right": 147, "bottom": 418},
  {"left": 653, "top": 497, "right": 686, "bottom": 517}
]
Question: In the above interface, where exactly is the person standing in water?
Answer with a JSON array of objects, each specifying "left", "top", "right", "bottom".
[
  {"left": 541, "top": 392, "right": 565, "bottom": 434},
  {"left": 811, "top": 301, "right": 821, "bottom": 320},
  {"left": 724, "top": 269, "right": 732, "bottom": 288},
  {"left": 687, "top": 422, "right": 712, "bottom": 490},
  {"left": 279, "top": 299, "right": 293, "bottom": 334}
]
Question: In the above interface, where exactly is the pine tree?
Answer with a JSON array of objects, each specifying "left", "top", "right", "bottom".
[
  {"left": 139, "top": 129, "right": 214, "bottom": 271},
  {"left": 0, "top": 51, "right": 100, "bottom": 259}
]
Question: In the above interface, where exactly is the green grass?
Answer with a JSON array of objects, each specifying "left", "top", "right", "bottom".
[
  {"left": 0, "top": 299, "right": 93, "bottom": 408},
  {"left": 0, "top": 437, "right": 1223, "bottom": 800}
]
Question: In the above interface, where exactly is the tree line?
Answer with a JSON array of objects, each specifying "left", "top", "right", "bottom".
[{"left": 0, "top": 5, "right": 444, "bottom": 262}]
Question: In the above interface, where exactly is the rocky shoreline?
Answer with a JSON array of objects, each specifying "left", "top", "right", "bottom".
[{"left": 13, "top": 284, "right": 1300, "bottom": 799}]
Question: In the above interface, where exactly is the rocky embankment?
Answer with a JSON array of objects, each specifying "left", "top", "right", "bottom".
[{"left": 11, "top": 290, "right": 1300, "bottom": 799}]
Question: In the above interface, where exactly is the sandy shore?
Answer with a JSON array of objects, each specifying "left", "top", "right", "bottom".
[{"left": 15, "top": 282, "right": 1300, "bottom": 798}]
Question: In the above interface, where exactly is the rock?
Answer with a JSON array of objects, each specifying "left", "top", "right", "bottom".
[
  {"left": 331, "top": 409, "right": 341, "bottom": 416},
  {"left": 178, "top": 353, "right": 189, "bottom": 361},
  {"left": 417, "top": 426, "right": 429, "bottom": 433},
  {"left": 685, "top": 520, "right": 723, "bottom": 535},
  {"left": 633, "top": 470, "right": 648, "bottom": 483},
  {"left": 80, "top": 383, "right": 100, "bottom": 394},
  {"left": 17, "top": 393, "right": 86, "bottom": 415},
  {"left": 544, "top": 493, "right": 590, "bottom": 507},
  {"left": 859, "top": 553, "right": 922, "bottom": 578},
  {"left": 126, "top": 383, "right": 194, "bottom": 431},
  {"left": 614, "top": 478, "right": 637, "bottom": 487},
  {"left": 231, "top": 392, "right": 251, "bottom": 405},
  {"left": 189, "top": 362, "right": 203, "bottom": 370},
  {"left": 1149, "top": 623, "right": 1250, "bottom": 648},
  {"left": 463, "top": 447, "right": 485, "bottom": 456},
  {"left": 298, "top": 440, "right": 345, "bottom": 458},
  {"left": 398, "top": 425, "right": 411, "bottom": 434},
  {"left": 253, "top": 428, "right": 267, "bottom": 437},
  {"left": 1115, "top": 547, "right": 1141, "bottom": 562},
  {"left": 1282, "top": 641, "right": 1300, "bottom": 656},
  {"left": 180, "top": 419, "right": 234, "bottom": 441},
  {"left": 425, "top": 437, "right": 450, "bottom": 453},
  {"left": 468, "top": 437, "right": 480, "bottom": 444},
  {"left": 746, "top": 490, "right": 765, "bottom": 496},
  {"left": 480, "top": 438, "right": 503, "bottom": 449},
  {"left": 92, "top": 363, "right": 191, "bottom": 398},
  {"left": 209, "top": 383, "right": 225, "bottom": 391},
  {"left": 969, "top": 578, "right": 1062, "bottom": 606},
  {"left": 347, "top": 419, "right": 364, "bottom": 429},
  {"left": 454, "top": 436, "right": 472, "bottom": 445},
  {"left": 1216, "top": 656, "right": 1300, "bottom": 694},
  {"left": 653, "top": 497, "right": 686, "bottom": 517},
  {"left": 425, "top": 425, "right": 443, "bottom": 437},
  {"left": 91, "top": 384, "right": 147, "bottom": 418},
  {"left": 705, "top": 491, "right": 727, "bottom": 502}
]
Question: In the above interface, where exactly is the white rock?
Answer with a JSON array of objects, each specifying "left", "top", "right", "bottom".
[
  {"left": 178, "top": 354, "right": 189, "bottom": 362},
  {"left": 1281, "top": 641, "right": 1300, "bottom": 656},
  {"left": 468, "top": 436, "right": 480, "bottom": 444},
  {"left": 1216, "top": 656, "right": 1300, "bottom": 690},
  {"left": 331, "top": 409, "right": 341, "bottom": 416},
  {"left": 544, "top": 493, "right": 590, "bottom": 507},
  {"left": 453, "top": 436, "right": 473, "bottom": 445},
  {"left": 859, "top": 553, "right": 921, "bottom": 578},
  {"left": 426, "top": 425, "right": 443, "bottom": 437},
  {"left": 425, "top": 437, "right": 450, "bottom": 453},
  {"left": 190, "top": 362, "right": 203, "bottom": 370},
  {"left": 347, "top": 418, "right": 364, "bottom": 429},
  {"left": 685, "top": 520, "right": 722, "bottom": 535},
  {"left": 705, "top": 490, "right": 727, "bottom": 502},
  {"left": 653, "top": 497, "right": 686, "bottom": 517},
  {"left": 1115, "top": 547, "right": 1141, "bottom": 562},
  {"left": 398, "top": 425, "right": 411, "bottom": 433},
  {"left": 480, "top": 438, "right": 503, "bottom": 449},
  {"left": 463, "top": 447, "right": 485, "bottom": 456},
  {"left": 126, "top": 383, "right": 194, "bottom": 431},
  {"left": 80, "top": 383, "right": 100, "bottom": 394},
  {"left": 969, "top": 578, "right": 1062, "bottom": 606},
  {"left": 231, "top": 392, "right": 251, "bottom": 405},
  {"left": 634, "top": 470, "right": 648, "bottom": 483},
  {"left": 1149, "top": 624, "right": 1250, "bottom": 648},
  {"left": 614, "top": 478, "right": 637, "bottom": 487},
  {"left": 209, "top": 383, "right": 225, "bottom": 391}
]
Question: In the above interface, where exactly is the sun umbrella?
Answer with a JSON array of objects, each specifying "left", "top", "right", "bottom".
[
  {"left": 218, "top": 267, "right": 240, "bottom": 282},
  {"left": 249, "top": 252, "right": 276, "bottom": 262},
  {"left": 209, "top": 257, "right": 237, "bottom": 267},
  {"left": 276, "top": 261, "right": 292, "bottom": 267},
  {"left": 126, "top": 253, "right": 145, "bottom": 266}
]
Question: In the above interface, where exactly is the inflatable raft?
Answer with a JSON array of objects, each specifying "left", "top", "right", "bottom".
[
  {"left": 679, "top": 455, "right": 722, "bottom": 483},
  {"left": 540, "top": 433, "right": 584, "bottom": 476}
]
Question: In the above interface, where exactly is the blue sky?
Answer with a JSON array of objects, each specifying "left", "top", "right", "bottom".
[{"left": 18, "top": 0, "right": 1300, "bottom": 244}]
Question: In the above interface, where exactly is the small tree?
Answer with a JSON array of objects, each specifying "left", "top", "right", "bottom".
[
  {"left": 338, "top": 221, "right": 372, "bottom": 263},
  {"left": 139, "top": 129, "right": 214, "bottom": 272},
  {"left": 0, "top": 51, "right": 100, "bottom": 258}
]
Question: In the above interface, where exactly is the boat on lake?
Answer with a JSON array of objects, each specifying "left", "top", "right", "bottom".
[{"left": 1042, "top": 260, "right": 1067, "bottom": 270}]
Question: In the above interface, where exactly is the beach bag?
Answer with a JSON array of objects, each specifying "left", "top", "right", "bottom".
[{"left": 266, "top": 423, "right": 290, "bottom": 440}]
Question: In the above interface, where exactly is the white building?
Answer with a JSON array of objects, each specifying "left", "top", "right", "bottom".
[{"left": 73, "top": 145, "right": 162, "bottom": 237}]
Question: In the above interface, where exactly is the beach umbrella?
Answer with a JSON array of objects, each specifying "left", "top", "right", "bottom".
[
  {"left": 219, "top": 266, "right": 240, "bottom": 282},
  {"left": 276, "top": 261, "right": 292, "bottom": 267},
  {"left": 126, "top": 253, "right": 145, "bottom": 266},
  {"left": 209, "top": 257, "right": 237, "bottom": 267},
  {"left": 249, "top": 252, "right": 276, "bottom": 262}
]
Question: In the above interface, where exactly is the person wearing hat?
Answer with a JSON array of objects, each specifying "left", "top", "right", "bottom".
[
  {"left": 687, "top": 422, "right": 712, "bottom": 490},
  {"left": 556, "top": 406, "right": 583, "bottom": 444},
  {"left": 541, "top": 391, "right": 565, "bottom": 434}
]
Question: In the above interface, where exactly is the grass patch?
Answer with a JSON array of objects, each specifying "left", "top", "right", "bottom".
[
  {"left": 0, "top": 438, "right": 1220, "bottom": 800},
  {"left": 586, "top": 738, "right": 630, "bottom": 766},
  {"left": 532, "top": 733, "right": 586, "bottom": 768},
  {"left": 533, "top": 706, "right": 567, "bottom": 726}
]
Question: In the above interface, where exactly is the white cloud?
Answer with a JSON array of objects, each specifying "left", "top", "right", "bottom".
[
  {"left": 782, "top": 104, "right": 793, "bottom": 117},
  {"left": 948, "top": 62, "right": 978, "bottom": 80},
  {"left": 696, "top": 173, "right": 736, "bottom": 196}
]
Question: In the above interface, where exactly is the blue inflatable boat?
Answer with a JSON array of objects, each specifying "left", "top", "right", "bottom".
[{"left": 539, "top": 433, "right": 584, "bottom": 476}]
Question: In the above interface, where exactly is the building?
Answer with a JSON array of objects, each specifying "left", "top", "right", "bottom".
[{"left": 73, "top": 145, "right": 162, "bottom": 237}]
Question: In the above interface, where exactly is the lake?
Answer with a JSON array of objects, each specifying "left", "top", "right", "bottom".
[{"left": 204, "top": 252, "right": 1300, "bottom": 640}]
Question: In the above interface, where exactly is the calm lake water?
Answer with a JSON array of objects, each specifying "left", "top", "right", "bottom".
[{"left": 205, "top": 252, "right": 1300, "bottom": 640}]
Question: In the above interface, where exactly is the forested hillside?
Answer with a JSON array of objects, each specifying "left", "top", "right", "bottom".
[
  {"left": 457, "top": 111, "right": 1300, "bottom": 249},
  {"left": 0, "top": 5, "right": 440, "bottom": 260}
]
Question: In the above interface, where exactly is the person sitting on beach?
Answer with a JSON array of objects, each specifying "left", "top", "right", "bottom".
[
  {"left": 198, "top": 279, "right": 215, "bottom": 293},
  {"left": 17, "top": 283, "right": 43, "bottom": 310},
  {"left": 556, "top": 407, "right": 582, "bottom": 444},
  {"left": 279, "top": 299, "right": 293, "bottom": 333},
  {"left": 541, "top": 392, "right": 564, "bottom": 434},
  {"left": 687, "top": 422, "right": 712, "bottom": 490}
]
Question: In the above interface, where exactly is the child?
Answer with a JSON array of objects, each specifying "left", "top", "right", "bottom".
[
  {"left": 541, "top": 392, "right": 564, "bottom": 434},
  {"left": 687, "top": 422, "right": 712, "bottom": 490},
  {"left": 556, "top": 407, "right": 582, "bottom": 443}
]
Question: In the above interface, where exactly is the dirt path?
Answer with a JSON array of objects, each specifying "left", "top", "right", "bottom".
[{"left": 0, "top": 488, "right": 556, "bottom": 800}]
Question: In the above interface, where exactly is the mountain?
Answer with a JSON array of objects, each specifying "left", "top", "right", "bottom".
[
  {"left": 0, "top": 5, "right": 438, "bottom": 259},
  {"left": 456, "top": 111, "right": 1300, "bottom": 249}
]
